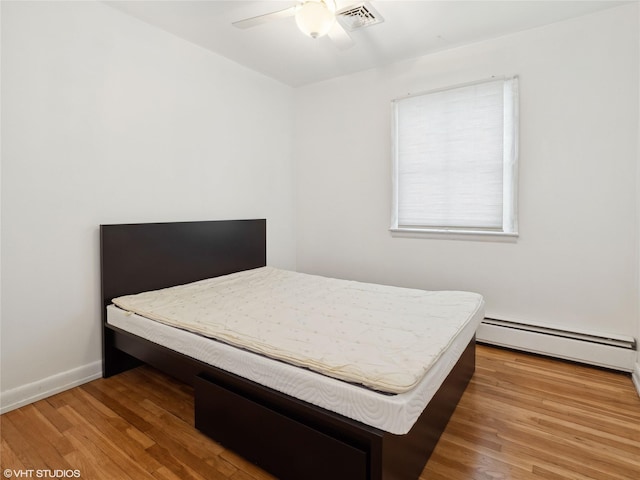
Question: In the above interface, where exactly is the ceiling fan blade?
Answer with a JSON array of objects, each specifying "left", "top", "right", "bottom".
[
  {"left": 328, "top": 22, "right": 355, "bottom": 50},
  {"left": 232, "top": 6, "right": 297, "bottom": 29}
]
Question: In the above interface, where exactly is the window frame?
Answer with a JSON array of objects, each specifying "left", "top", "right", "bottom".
[{"left": 390, "top": 76, "right": 519, "bottom": 239}]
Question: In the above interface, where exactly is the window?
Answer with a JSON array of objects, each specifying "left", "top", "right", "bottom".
[{"left": 391, "top": 76, "right": 519, "bottom": 237}]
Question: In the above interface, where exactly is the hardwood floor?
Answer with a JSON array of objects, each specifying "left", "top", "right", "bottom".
[{"left": 1, "top": 345, "right": 638, "bottom": 480}]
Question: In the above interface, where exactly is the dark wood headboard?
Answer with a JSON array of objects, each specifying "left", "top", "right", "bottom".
[
  {"left": 100, "top": 219, "right": 266, "bottom": 376},
  {"left": 100, "top": 219, "right": 266, "bottom": 307}
]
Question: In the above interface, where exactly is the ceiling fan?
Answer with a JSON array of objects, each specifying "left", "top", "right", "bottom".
[{"left": 232, "top": 0, "right": 383, "bottom": 50}]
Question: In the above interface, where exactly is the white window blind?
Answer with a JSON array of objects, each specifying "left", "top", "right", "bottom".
[{"left": 392, "top": 77, "right": 518, "bottom": 236}]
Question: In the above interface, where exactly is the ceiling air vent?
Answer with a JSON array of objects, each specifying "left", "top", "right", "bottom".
[{"left": 337, "top": 3, "right": 384, "bottom": 31}]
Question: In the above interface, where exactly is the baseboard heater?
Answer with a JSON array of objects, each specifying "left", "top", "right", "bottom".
[{"left": 477, "top": 318, "right": 636, "bottom": 372}]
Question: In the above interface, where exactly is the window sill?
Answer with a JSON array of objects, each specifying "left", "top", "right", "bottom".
[{"left": 389, "top": 227, "right": 519, "bottom": 242}]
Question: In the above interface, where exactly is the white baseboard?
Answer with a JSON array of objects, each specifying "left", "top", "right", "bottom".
[
  {"left": 0, "top": 360, "right": 102, "bottom": 414},
  {"left": 477, "top": 322, "right": 636, "bottom": 372},
  {"left": 633, "top": 362, "right": 640, "bottom": 397}
]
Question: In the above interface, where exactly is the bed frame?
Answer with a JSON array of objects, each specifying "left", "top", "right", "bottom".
[{"left": 100, "top": 219, "right": 475, "bottom": 480}]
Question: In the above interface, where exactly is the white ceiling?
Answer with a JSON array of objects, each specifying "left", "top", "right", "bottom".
[{"left": 106, "top": 1, "right": 629, "bottom": 87}]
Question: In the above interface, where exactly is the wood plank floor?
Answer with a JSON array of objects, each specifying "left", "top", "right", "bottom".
[{"left": 1, "top": 345, "right": 638, "bottom": 480}]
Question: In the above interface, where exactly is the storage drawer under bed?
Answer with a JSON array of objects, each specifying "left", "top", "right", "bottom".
[{"left": 194, "top": 373, "right": 369, "bottom": 480}]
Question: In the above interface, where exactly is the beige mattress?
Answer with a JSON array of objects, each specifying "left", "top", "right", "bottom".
[{"left": 112, "top": 266, "right": 483, "bottom": 394}]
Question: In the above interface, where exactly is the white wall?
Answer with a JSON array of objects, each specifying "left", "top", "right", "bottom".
[
  {"left": 0, "top": 1, "right": 295, "bottom": 408},
  {"left": 295, "top": 5, "right": 639, "bottom": 344},
  {"left": 636, "top": 2, "right": 640, "bottom": 395}
]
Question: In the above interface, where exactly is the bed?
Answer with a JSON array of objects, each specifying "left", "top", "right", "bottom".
[{"left": 100, "top": 219, "right": 483, "bottom": 480}]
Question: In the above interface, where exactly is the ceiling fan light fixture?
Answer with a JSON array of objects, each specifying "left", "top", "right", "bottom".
[{"left": 295, "top": 0, "right": 336, "bottom": 39}]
